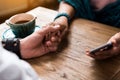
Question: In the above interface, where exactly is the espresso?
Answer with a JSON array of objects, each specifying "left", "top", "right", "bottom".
[{"left": 15, "top": 20, "right": 30, "bottom": 24}]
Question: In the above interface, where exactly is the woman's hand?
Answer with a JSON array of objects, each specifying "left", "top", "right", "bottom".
[{"left": 86, "top": 32, "right": 120, "bottom": 60}]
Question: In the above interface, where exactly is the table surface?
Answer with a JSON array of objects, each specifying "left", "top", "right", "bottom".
[{"left": 0, "top": 7, "right": 120, "bottom": 80}]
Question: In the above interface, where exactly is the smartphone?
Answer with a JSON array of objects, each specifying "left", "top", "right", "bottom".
[{"left": 90, "top": 42, "right": 113, "bottom": 54}]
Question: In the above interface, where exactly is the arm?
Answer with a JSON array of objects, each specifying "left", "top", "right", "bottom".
[
  {"left": 54, "top": 1, "right": 75, "bottom": 30},
  {"left": 54, "top": 1, "right": 75, "bottom": 25},
  {"left": 42, "top": 1, "right": 75, "bottom": 50},
  {"left": 54, "top": 1, "right": 75, "bottom": 36}
]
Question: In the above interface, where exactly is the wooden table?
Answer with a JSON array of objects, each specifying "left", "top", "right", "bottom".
[{"left": 0, "top": 7, "right": 120, "bottom": 80}]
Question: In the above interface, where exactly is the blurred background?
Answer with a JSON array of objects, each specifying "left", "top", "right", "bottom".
[{"left": 0, "top": 0, "right": 59, "bottom": 23}]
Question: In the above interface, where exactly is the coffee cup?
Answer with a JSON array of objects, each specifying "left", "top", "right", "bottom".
[{"left": 6, "top": 13, "right": 36, "bottom": 38}]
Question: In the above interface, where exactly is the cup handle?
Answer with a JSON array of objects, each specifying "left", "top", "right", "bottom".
[{"left": 5, "top": 20, "right": 10, "bottom": 26}]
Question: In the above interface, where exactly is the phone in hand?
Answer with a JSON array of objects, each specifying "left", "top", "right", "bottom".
[{"left": 90, "top": 42, "right": 113, "bottom": 54}]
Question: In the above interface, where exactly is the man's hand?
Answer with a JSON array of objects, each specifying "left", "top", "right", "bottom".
[
  {"left": 86, "top": 32, "right": 120, "bottom": 60},
  {"left": 20, "top": 25, "right": 61, "bottom": 59}
]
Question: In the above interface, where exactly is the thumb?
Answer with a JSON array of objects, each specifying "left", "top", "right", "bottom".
[{"left": 37, "top": 25, "right": 60, "bottom": 36}]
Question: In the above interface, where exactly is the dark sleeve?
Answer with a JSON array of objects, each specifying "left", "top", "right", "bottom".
[{"left": 58, "top": 0, "right": 95, "bottom": 20}]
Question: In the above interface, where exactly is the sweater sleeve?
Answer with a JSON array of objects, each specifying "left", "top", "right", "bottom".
[{"left": 58, "top": 0, "right": 95, "bottom": 20}]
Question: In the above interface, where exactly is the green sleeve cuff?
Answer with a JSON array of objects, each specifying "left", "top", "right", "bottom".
[
  {"left": 58, "top": 0, "right": 94, "bottom": 20},
  {"left": 54, "top": 13, "right": 71, "bottom": 25}
]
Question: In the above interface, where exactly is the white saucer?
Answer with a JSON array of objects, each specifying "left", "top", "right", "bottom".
[{"left": 2, "top": 25, "right": 41, "bottom": 39}]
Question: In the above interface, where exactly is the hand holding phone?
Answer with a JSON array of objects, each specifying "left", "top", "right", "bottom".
[{"left": 90, "top": 42, "right": 113, "bottom": 54}]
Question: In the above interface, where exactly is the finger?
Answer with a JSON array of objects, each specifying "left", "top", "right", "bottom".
[
  {"left": 110, "top": 46, "right": 120, "bottom": 56},
  {"left": 87, "top": 52, "right": 109, "bottom": 60},
  {"left": 37, "top": 25, "right": 61, "bottom": 35},
  {"left": 45, "top": 42, "right": 58, "bottom": 52},
  {"left": 46, "top": 22, "right": 55, "bottom": 26},
  {"left": 42, "top": 22, "right": 55, "bottom": 28},
  {"left": 94, "top": 50, "right": 114, "bottom": 60},
  {"left": 45, "top": 40, "right": 59, "bottom": 47},
  {"left": 45, "top": 33, "right": 49, "bottom": 41},
  {"left": 50, "top": 30, "right": 62, "bottom": 41},
  {"left": 86, "top": 49, "right": 112, "bottom": 59},
  {"left": 93, "top": 55, "right": 110, "bottom": 60},
  {"left": 87, "top": 44, "right": 120, "bottom": 60},
  {"left": 96, "top": 44, "right": 120, "bottom": 59},
  {"left": 48, "top": 46, "right": 58, "bottom": 52},
  {"left": 51, "top": 36, "right": 58, "bottom": 42},
  {"left": 50, "top": 35, "right": 62, "bottom": 42},
  {"left": 86, "top": 50, "right": 97, "bottom": 58},
  {"left": 42, "top": 25, "right": 48, "bottom": 29},
  {"left": 52, "top": 30, "right": 61, "bottom": 37},
  {"left": 45, "top": 41, "right": 52, "bottom": 46},
  {"left": 61, "top": 27, "right": 68, "bottom": 37},
  {"left": 108, "top": 33, "right": 120, "bottom": 46}
]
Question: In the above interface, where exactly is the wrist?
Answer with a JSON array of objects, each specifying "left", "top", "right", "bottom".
[
  {"left": 54, "top": 13, "right": 71, "bottom": 25},
  {"left": 20, "top": 39, "right": 29, "bottom": 59},
  {"left": 20, "top": 38, "right": 34, "bottom": 59},
  {"left": 54, "top": 16, "right": 68, "bottom": 28}
]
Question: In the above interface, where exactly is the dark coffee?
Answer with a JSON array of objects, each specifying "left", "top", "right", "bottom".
[{"left": 15, "top": 20, "right": 30, "bottom": 24}]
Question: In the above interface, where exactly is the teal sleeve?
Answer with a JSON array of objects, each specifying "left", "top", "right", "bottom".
[
  {"left": 95, "top": 0, "right": 120, "bottom": 28},
  {"left": 58, "top": 0, "right": 95, "bottom": 20},
  {"left": 59, "top": 0, "right": 120, "bottom": 27}
]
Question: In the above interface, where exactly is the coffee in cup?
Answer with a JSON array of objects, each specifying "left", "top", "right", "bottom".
[{"left": 6, "top": 13, "right": 36, "bottom": 38}]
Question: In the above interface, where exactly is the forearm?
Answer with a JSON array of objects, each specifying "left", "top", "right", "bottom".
[
  {"left": 54, "top": 1, "right": 75, "bottom": 26},
  {"left": 58, "top": 1, "right": 75, "bottom": 19}
]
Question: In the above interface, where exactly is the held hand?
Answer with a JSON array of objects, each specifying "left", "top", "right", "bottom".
[
  {"left": 43, "top": 16, "right": 69, "bottom": 50},
  {"left": 43, "top": 22, "right": 68, "bottom": 40},
  {"left": 20, "top": 25, "right": 61, "bottom": 59},
  {"left": 86, "top": 32, "right": 120, "bottom": 60}
]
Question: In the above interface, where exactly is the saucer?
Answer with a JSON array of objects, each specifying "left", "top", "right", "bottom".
[{"left": 2, "top": 25, "right": 41, "bottom": 39}]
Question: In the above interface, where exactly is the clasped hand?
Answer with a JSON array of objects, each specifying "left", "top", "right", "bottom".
[{"left": 20, "top": 22, "right": 68, "bottom": 59}]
